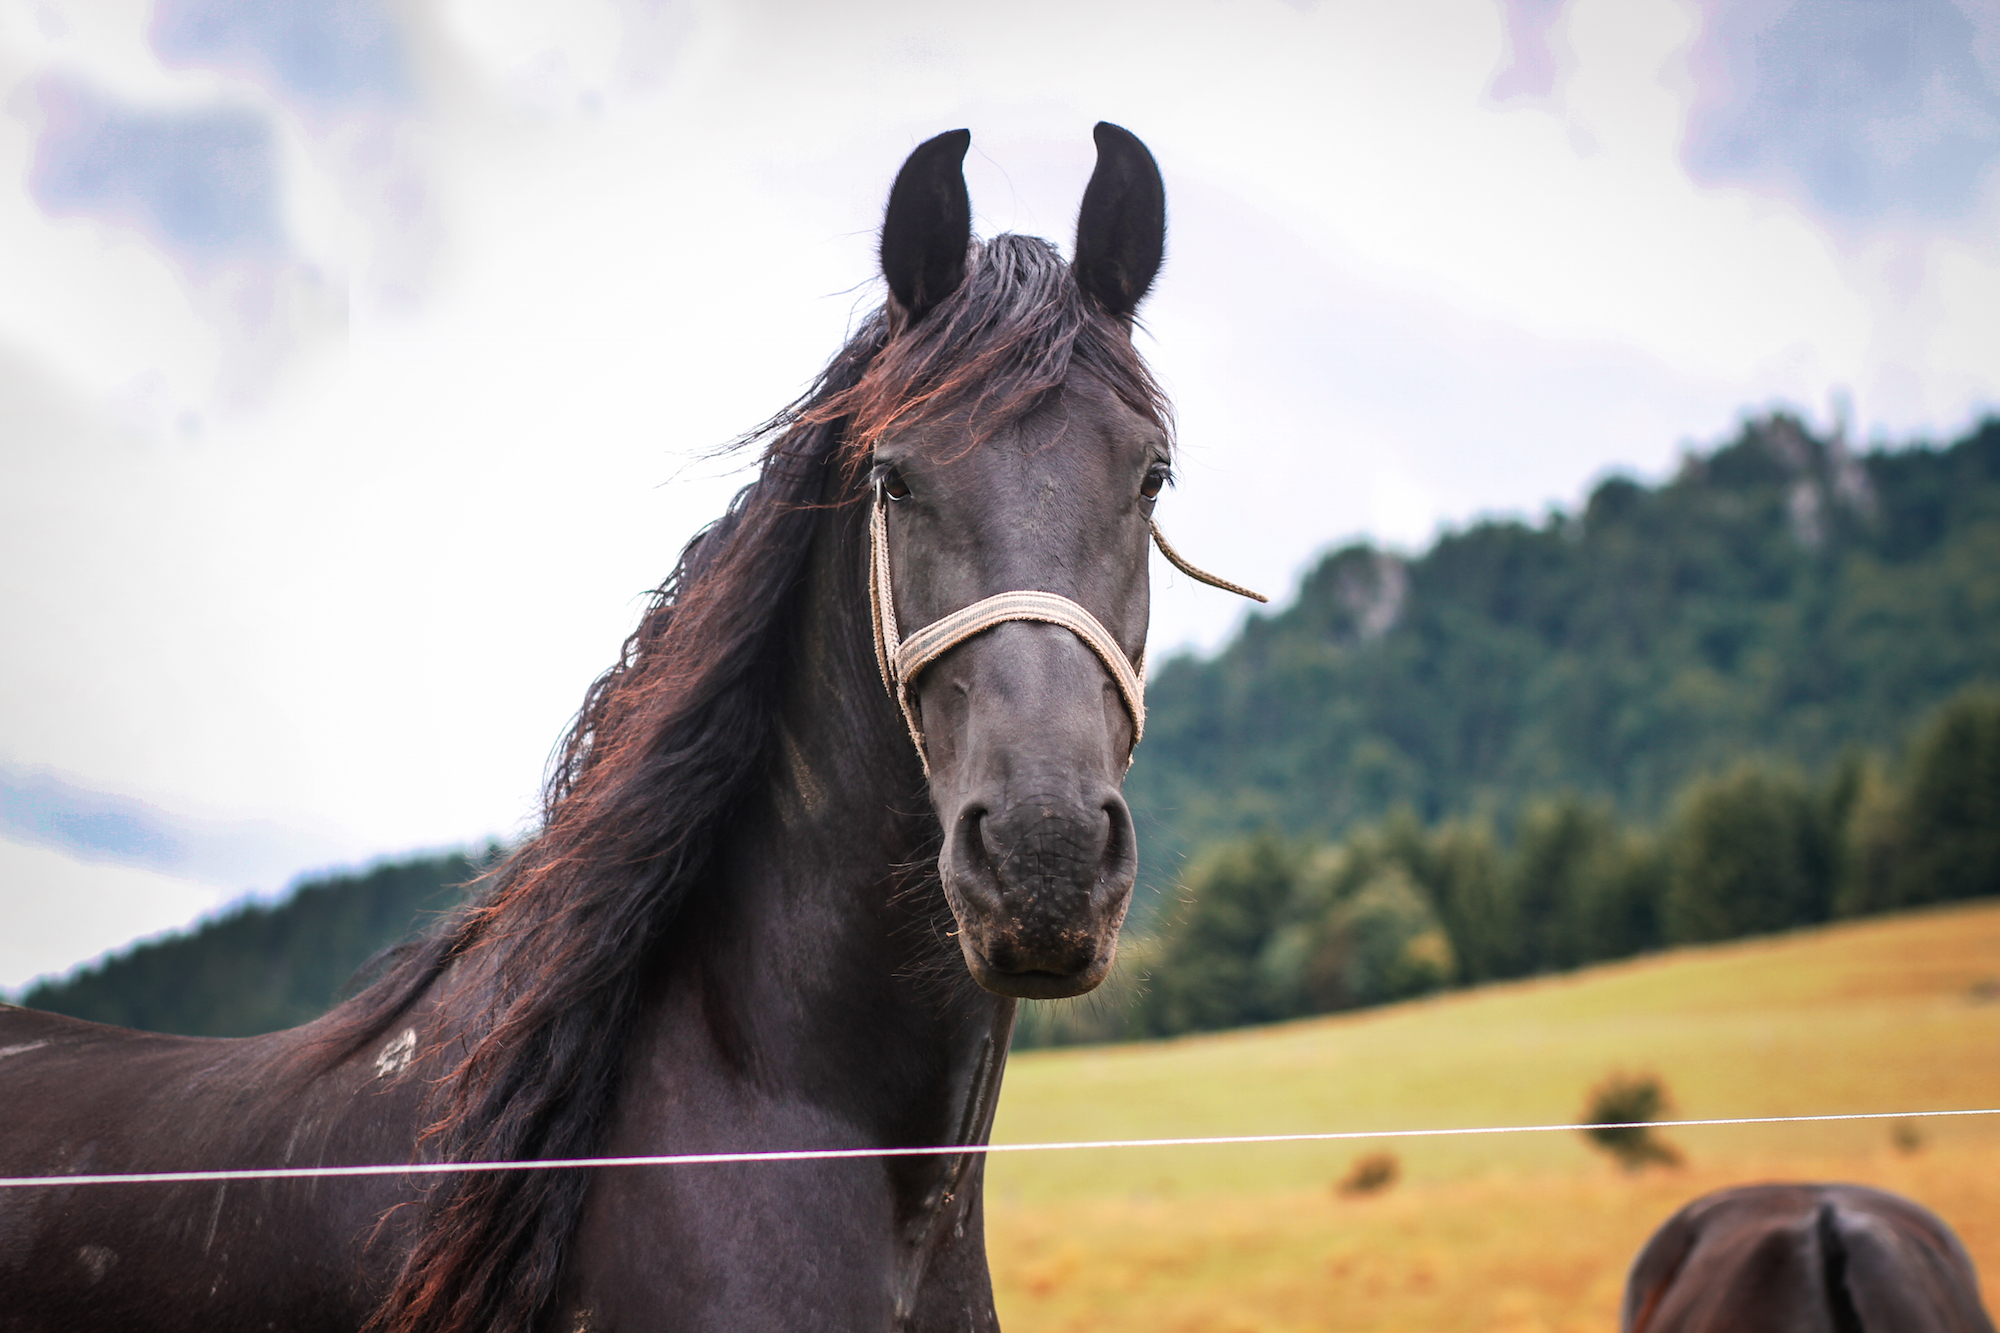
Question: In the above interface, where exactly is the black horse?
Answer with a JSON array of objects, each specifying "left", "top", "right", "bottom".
[
  {"left": 0, "top": 123, "right": 1199, "bottom": 1333},
  {"left": 1623, "top": 1182, "right": 1996, "bottom": 1333}
]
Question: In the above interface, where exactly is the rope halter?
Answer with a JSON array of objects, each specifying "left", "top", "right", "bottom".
[{"left": 867, "top": 487, "right": 1267, "bottom": 776}]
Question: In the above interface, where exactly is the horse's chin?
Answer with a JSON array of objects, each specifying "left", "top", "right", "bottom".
[{"left": 956, "top": 935, "right": 1116, "bottom": 1000}]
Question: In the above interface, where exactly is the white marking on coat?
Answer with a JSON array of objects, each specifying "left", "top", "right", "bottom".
[
  {"left": 0, "top": 1041, "right": 49, "bottom": 1058},
  {"left": 203, "top": 1184, "right": 228, "bottom": 1253},
  {"left": 78, "top": 1245, "right": 117, "bottom": 1283},
  {"left": 375, "top": 1028, "right": 418, "bottom": 1079}
]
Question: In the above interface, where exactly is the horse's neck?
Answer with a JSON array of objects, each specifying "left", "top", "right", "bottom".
[{"left": 649, "top": 497, "right": 1014, "bottom": 1143}]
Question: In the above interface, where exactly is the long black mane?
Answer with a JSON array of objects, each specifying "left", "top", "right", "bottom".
[{"left": 323, "top": 234, "right": 1168, "bottom": 1333}]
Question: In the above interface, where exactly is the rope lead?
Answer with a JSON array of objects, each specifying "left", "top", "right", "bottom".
[{"left": 1150, "top": 521, "right": 1269, "bottom": 603}]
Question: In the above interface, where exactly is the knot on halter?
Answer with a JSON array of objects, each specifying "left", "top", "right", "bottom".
[{"left": 867, "top": 489, "right": 1266, "bottom": 776}]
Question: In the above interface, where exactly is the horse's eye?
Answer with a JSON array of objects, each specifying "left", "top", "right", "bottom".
[
  {"left": 1140, "top": 462, "right": 1171, "bottom": 500},
  {"left": 881, "top": 468, "right": 911, "bottom": 501}
]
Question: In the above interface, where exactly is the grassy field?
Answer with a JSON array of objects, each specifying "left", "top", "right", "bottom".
[{"left": 984, "top": 901, "right": 2000, "bottom": 1332}]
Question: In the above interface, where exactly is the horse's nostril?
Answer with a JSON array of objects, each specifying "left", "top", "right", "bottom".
[
  {"left": 952, "top": 806, "right": 1000, "bottom": 890},
  {"left": 1096, "top": 796, "right": 1138, "bottom": 890}
]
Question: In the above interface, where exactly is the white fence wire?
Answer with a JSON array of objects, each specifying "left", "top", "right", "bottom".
[{"left": 4, "top": 1106, "right": 1994, "bottom": 1189}]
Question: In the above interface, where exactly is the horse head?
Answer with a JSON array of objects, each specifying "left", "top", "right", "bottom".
[{"left": 864, "top": 124, "right": 1172, "bottom": 1000}]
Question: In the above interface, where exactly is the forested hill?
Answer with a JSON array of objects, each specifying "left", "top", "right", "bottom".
[
  {"left": 18, "top": 850, "right": 485, "bottom": 1036},
  {"left": 1128, "top": 413, "right": 2000, "bottom": 888}
]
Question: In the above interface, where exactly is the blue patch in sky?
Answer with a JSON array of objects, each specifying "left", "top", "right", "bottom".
[
  {"left": 1488, "top": 0, "right": 1568, "bottom": 103},
  {"left": 1685, "top": 0, "right": 2000, "bottom": 222},
  {"left": 0, "top": 768, "right": 186, "bottom": 868},
  {"left": 151, "top": 0, "right": 409, "bottom": 109},
  {"left": 0, "top": 764, "right": 351, "bottom": 892},
  {"left": 31, "top": 78, "right": 283, "bottom": 257}
]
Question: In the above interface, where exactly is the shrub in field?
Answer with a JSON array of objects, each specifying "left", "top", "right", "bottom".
[
  {"left": 1580, "top": 1071, "right": 1682, "bottom": 1171},
  {"left": 1335, "top": 1152, "right": 1400, "bottom": 1197}
]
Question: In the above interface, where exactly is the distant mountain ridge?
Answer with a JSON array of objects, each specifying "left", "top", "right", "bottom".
[{"left": 1127, "top": 413, "right": 2000, "bottom": 895}]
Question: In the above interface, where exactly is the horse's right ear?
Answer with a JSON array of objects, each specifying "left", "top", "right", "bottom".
[
  {"left": 881, "top": 129, "right": 973, "bottom": 322},
  {"left": 1073, "top": 122, "right": 1165, "bottom": 319}
]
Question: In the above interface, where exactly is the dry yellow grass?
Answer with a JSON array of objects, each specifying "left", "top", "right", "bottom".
[{"left": 984, "top": 901, "right": 2000, "bottom": 1331}]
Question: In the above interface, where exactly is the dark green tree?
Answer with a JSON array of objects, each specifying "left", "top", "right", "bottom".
[
  {"left": 1301, "top": 862, "right": 1456, "bottom": 1010},
  {"left": 1416, "top": 817, "right": 1512, "bottom": 983},
  {"left": 1138, "top": 831, "right": 1305, "bottom": 1035},
  {"left": 1836, "top": 756, "right": 1908, "bottom": 916},
  {"left": 1663, "top": 763, "right": 1830, "bottom": 943},
  {"left": 1503, "top": 795, "right": 1625, "bottom": 973},
  {"left": 1894, "top": 688, "right": 2000, "bottom": 907},
  {"left": 1572, "top": 832, "right": 1669, "bottom": 964}
]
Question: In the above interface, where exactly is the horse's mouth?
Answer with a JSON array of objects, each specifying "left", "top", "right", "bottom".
[{"left": 955, "top": 934, "right": 1116, "bottom": 1000}]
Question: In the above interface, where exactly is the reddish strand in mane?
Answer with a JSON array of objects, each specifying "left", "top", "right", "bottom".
[{"left": 320, "top": 234, "right": 1168, "bottom": 1333}]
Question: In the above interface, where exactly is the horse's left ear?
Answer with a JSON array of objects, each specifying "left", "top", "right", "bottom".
[
  {"left": 1073, "top": 122, "right": 1165, "bottom": 319},
  {"left": 882, "top": 129, "right": 973, "bottom": 322}
]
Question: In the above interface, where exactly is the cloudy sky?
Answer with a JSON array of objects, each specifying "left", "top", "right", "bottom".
[{"left": 3, "top": 0, "right": 1997, "bottom": 991}]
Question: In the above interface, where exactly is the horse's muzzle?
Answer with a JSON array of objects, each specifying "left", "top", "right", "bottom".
[{"left": 941, "top": 787, "right": 1137, "bottom": 999}]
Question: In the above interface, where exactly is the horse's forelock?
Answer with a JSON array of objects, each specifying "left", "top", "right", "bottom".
[{"left": 810, "top": 234, "right": 1171, "bottom": 463}]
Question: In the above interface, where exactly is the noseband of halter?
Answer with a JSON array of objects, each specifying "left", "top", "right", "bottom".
[{"left": 867, "top": 488, "right": 1267, "bottom": 776}]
